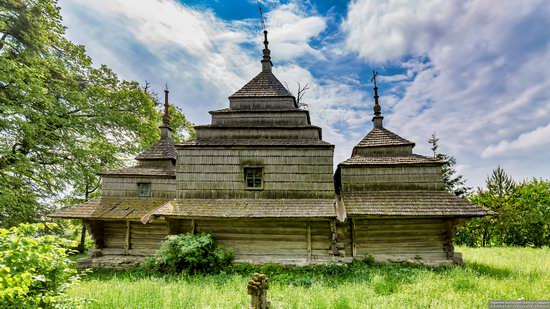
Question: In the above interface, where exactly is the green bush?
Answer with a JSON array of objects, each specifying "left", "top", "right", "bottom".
[
  {"left": 143, "top": 232, "right": 233, "bottom": 274},
  {"left": 0, "top": 223, "right": 80, "bottom": 307}
]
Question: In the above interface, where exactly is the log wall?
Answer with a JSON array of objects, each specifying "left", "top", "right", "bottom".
[
  {"left": 128, "top": 222, "right": 168, "bottom": 256},
  {"left": 340, "top": 166, "right": 444, "bottom": 191},
  {"left": 176, "top": 147, "right": 334, "bottom": 199},
  {"left": 101, "top": 221, "right": 126, "bottom": 255},
  {"left": 351, "top": 218, "right": 452, "bottom": 262},
  {"left": 170, "top": 219, "right": 334, "bottom": 265},
  {"left": 211, "top": 111, "right": 309, "bottom": 126},
  {"left": 101, "top": 176, "right": 176, "bottom": 198}
]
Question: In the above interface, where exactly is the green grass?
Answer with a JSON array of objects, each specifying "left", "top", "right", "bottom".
[{"left": 67, "top": 247, "right": 550, "bottom": 308}]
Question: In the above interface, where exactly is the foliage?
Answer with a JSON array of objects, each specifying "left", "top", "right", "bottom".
[
  {"left": 427, "top": 132, "right": 471, "bottom": 196},
  {"left": 455, "top": 166, "right": 549, "bottom": 247},
  {"left": 0, "top": 223, "right": 79, "bottom": 307},
  {"left": 143, "top": 233, "right": 233, "bottom": 274},
  {"left": 66, "top": 247, "right": 550, "bottom": 308},
  {"left": 0, "top": 0, "right": 194, "bottom": 226}
]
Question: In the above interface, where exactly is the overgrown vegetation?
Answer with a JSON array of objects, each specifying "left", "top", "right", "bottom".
[
  {"left": 0, "top": 223, "right": 79, "bottom": 307},
  {"left": 455, "top": 167, "right": 550, "bottom": 247},
  {"left": 0, "top": 0, "right": 194, "bottom": 228},
  {"left": 143, "top": 233, "right": 234, "bottom": 274},
  {"left": 66, "top": 247, "right": 550, "bottom": 308}
]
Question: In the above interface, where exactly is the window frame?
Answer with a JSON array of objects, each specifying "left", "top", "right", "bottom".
[
  {"left": 137, "top": 182, "right": 151, "bottom": 197},
  {"left": 243, "top": 166, "right": 264, "bottom": 190}
]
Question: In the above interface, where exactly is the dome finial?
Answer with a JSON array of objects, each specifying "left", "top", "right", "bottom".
[
  {"left": 160, "top": 84, "right": 173, "bottom": 139},
  {"left": 257, "top": 0, "right": 272, "bottom": 72}
]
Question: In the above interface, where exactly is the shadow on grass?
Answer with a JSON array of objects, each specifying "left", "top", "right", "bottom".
[{"left": 464, "top": 261, "right": 514, "bottom": 279}]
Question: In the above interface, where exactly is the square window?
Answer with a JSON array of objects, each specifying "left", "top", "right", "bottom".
[
  {"left": 244, "top": 167, "right": 263, "bottom": 189},
  {"left": 138, "top": 183, "right": 151, "bottom": 197}
]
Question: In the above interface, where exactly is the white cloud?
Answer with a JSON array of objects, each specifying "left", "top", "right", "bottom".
[
  {"left": 342, "top": 0, "right": 550, "bottom": 186},
  {"left": 481, "top": 123, "right": 550, "bottom": 158}
]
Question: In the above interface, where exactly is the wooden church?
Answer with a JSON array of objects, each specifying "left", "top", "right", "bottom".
[{"left": 50, "top": 31, "right": 490, "bottom": 268}]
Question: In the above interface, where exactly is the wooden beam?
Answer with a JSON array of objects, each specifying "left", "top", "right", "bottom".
[
  {"left": 351, "top": 218, "right": 357, "bottom": 259},
  {"left": 191, "top": 219, "right": 196, "bottom": 234},
  {"left": 306, "top": 221, "right": 312, "bottom": 264},
  {"left": 125, "top": 220, "right": 130, "bottom": 255}
]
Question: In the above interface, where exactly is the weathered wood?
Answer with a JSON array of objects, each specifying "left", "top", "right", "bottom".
[
  {"left": 247, "top": 273, "right": 270, "bottom": 309},
  {"left": 307, "top": 222, "right": 312, "bottom": 263},
  {"left": 351, "top": 218, "right": 356, "bottom": 259},
  {"left": 125, "top": 220, "right": 130, "bottom": 255},
  {"left": 190, "top": 219, "right": 195, "bottom": 234}
]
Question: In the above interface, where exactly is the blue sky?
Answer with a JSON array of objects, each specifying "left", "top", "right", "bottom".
[{"left": 58, "top": 0, "right": 550, "bottom": 188}]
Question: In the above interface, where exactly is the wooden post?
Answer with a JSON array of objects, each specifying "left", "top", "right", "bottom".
[
  {"left": 190, "top": 219, "right": 196, "bottom": 234},
  {"left": 247, "top": 273, "right": 269, "bottom": 309},
  {"left": 351, "top": 218, "right": 357, "bottom": 259},
  {"left": 306, "top": 221, "right": 312, "bottom": 264},
  {"left": 125, "top": 220, "right": 131, "bottom": 255}
]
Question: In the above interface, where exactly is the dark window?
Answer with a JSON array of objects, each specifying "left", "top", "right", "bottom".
[
  {"left": 244, "top": 167, "right": 263, "bottom": 189},
  {"left": 138, "top": 183, "right": 151, "bottom": 197}
]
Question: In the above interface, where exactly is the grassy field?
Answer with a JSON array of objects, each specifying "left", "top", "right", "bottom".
[{"left": 66, "top": 247, "right": 550, "bottom": 308}]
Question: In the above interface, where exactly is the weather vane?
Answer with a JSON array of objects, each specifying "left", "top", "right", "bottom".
[{"left": 256, "top": 0, "right": 266, "bottom": 32}]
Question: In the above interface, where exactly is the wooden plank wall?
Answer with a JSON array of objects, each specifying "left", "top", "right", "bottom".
[
  {"left": 128, "top": 222, "right": 168, "bottom": 256},
  {"left": 102, "top": 221, "right": 126, "bottom": 255},
  {"left": 341, "top": 166, "right": 444, "bottom": 191},
  {"left": 353, "top": 218, "right": 450, "bottom": 262},
  {"left": 211, "top": 111, "right": 308, "bottom": 126},
  {"left": 173, "top": 219, "right": 333, "bottom": 265},
  {"left": 176, "top": 148, "right": 334, "bottom": 199},
  {"left": 195, "top": 127, "right": 321, "bottom": 139},
  {"left": 102, "top": 177, "right": 176, "bottom": 198}
]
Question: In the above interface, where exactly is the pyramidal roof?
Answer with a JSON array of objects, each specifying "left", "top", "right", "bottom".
[
  {"left": 355, "top": 127, "right": 415, "bottom": 148},
  {"left": 230, "top": 70, "right": 292, "bottom": 98},
  {"left": 135, "top": 138, "right": 177, "bottom": 161}
]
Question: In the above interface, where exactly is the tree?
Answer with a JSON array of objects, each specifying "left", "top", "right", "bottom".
[
  {"left": 0, "top": 0, "right": 194, "bottom": 227},
  {"left": 427, "top": 132, "right": 471, "bottom": 196}
]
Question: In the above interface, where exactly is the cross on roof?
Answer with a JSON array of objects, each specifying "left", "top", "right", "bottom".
[{"left": 370, "top": 70, "right": 379, "bottom": 88}]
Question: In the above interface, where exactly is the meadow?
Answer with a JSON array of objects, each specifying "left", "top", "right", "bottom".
[{"left": 67, "top": 247, "right": 550, "bottom": 308}]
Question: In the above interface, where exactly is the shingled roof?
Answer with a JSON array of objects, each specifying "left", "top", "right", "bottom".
[
  {"left": 342, "top": 191, "right": 493, "bottom": 217},
  {"left": 143, "top": 199, "right": 336, "bottom": 222},
  {"left": 355, "top": 127, "right": 415, "bottom": 148},
  {"left": 99, "top": 167, "right": 175, "bottom": 177},
  {"left": 48, "top": 197, "right": 172, "bottom": 220},
  {"left": 135, "top": 138, "right": 177, "bottom": 161},
  {"left": 229, "top": 70, "right": 293, "bottom": 98},
  {"left": 340, "top": 154, "right": 444, "bottom": 165}
]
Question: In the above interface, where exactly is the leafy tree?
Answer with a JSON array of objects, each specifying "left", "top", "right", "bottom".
[
  {"left": 0, "top": 223, "right": 79, "bottom": 307},
  {"left": 504, "top": 178, "right": 550, "bottom": 247},
  {"left": 427, "top": 132, "right": 471, "bottom": 196},
  {"left": 0, "top": 0, "right": 194, "bottom": 227}
]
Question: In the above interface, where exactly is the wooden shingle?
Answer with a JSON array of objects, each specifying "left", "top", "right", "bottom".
[
  {"left": 49, "top": 197, "right": 172, "bottom": 220},
  {"left": 342, "top": 191, "right": 494, "bottom": 217}
]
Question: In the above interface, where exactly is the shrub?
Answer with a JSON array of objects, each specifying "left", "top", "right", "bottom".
[
  {"left": 0, "top": 223, "right": 80, "bottom": 307},
  {"left": 143, "top": 232, "right": 233, "bottom": 274}
]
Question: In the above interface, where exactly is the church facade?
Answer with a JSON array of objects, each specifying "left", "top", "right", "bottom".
[{"left": 50, "top": 32, "right": 490, "bottom": 268}]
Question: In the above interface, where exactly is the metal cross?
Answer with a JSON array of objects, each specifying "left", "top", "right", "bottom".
[
  {"left": 370, "top": 70, "right": 379, "bottom": 88},
  {"left": 257, "top": 0, "right": 266, "bottom": 31}
]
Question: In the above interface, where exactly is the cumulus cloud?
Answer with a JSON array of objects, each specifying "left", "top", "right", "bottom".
[
  {"left": 481, "top": 123, "right": 550, "bottom": 158},
  {"left": 342, "top": 0, "right": 550, "bottom": 185}
]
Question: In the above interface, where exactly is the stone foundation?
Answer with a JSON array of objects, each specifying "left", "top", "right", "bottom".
[{"left": 77, "top": 255, "right": 146, "bottom": 270}]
